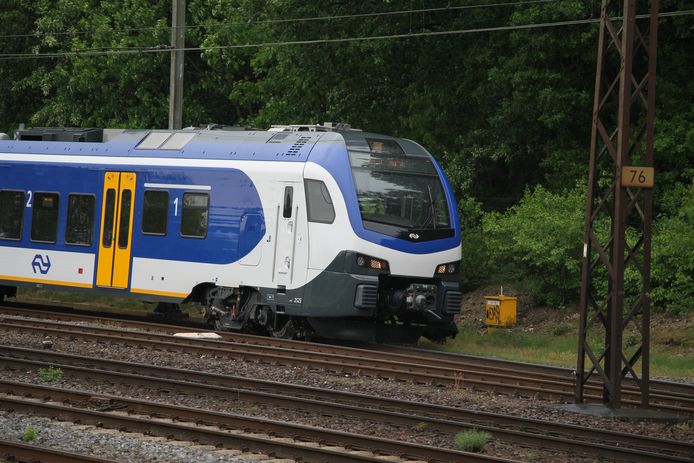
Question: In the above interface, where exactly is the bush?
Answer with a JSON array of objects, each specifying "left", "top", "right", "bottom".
[
  {"left": 652, "top": 182, "right": 694, "bottom": 314},
  {"left": 455, "top": 429, "right": 492, "bottom": 452},
  {"left": 22, "top": 426, "right": 38, "bottom": 442},
  {"left": 458, "top": 179, "right": 692, "bottom": 315},
  {"left": 482, "top": 184, "right": 585, "bottom": 306},
  {"left": 38, "top": 366, "right": 63, "bottom": 382},
  {"left": 552, "top": 323, "right": 570, "bottom": 337},
  {"left": 458, "top": 196, "right": 491, "bottom": 290}
]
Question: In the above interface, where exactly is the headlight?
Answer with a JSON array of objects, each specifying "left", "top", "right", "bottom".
[
  {"left": 356, "top": 254, "right": 389, "bottom": 271},
  {"left": 436, "top": 261, "right": 459, "bottom": 275}
]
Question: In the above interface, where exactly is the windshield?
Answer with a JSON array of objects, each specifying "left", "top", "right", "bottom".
[{"left": 349, "top": 151, "right": 451, "bottom": 237}]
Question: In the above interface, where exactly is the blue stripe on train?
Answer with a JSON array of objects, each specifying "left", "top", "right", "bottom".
[{"left": 0, "top": 163, "right": 265, "bottom": 265}]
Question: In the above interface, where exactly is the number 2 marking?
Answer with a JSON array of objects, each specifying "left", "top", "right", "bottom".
[{"left": 26, "top": 190, "right": 32, "bottom": 208}]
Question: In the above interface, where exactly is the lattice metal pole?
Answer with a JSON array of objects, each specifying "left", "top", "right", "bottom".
[{"left": 576, "top": 0, "right": 659, "bottom": 409}]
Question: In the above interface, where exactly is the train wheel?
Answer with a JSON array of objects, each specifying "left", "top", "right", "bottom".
[{"left": 269, "top": 319, "right": 296, "bottom": 339}]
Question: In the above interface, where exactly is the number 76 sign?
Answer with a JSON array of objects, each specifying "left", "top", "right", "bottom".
[{"left": 621, "top": 166, "right": 654, "bottom": 188}]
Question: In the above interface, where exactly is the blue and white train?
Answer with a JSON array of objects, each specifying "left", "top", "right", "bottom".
[{"left": 0, "top": 124, "right": 461, "bottom": 342}]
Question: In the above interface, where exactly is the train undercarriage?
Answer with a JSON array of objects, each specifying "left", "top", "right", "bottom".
[{"left": 197, "top": 281, "right": 459, "bottom": 344}]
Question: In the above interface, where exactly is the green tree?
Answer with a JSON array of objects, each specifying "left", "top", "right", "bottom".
[
  {"left": 482, "top": 184, "right": 585, "bottom": 306},
  {"left": 0, "top": 0, "right": 43, "bottom": 134},
  {"left": 20, "top": 0, "right": 172, "bottom": 128},
  {"left": 652, "top": 181, "right": 694, "bottom": 314}
]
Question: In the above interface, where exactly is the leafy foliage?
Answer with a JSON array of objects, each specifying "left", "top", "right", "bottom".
[
  {"left": 38, "top": 366, "right": 63, "bottom": 382},
  {"left": 652, "top": 182, "right": 694, "bottom": 314},
  {"left": 458, "top": 196, "right": 489, "bottom": 290},
  {"left": 22, "top": 426, "right": 38, "bottom": 442},
  {"left": 1, "top": 1, "right": 692, "bottom": 312},
  {"left": 482, "top": 184, "right": 585, "bottom": 306},
  {"left": 0, "top": 0, "right": 42, "bottom": 134}
]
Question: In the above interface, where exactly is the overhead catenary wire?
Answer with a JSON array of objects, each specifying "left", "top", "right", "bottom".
[
  {"left": 0, "top": 0, "right": 560, "bottom": 40},
  {"left": 0, "top": 9, "right": 691, "bottom": 61}
]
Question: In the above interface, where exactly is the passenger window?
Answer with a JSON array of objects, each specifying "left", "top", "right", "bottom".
[
  {"left": 181, "top": 192, "right": 209, "bottom": 238},
  {"left": 142, "top": 190, "right": 169, "bottom": 235},
  {"left": 305, "top": 180, "right": 335, "bottom": 224},
  {"left": 283, "top": 186, "right": 293, "bottom": 218},
  {"left": 0, "top": 190, "right": 25, "bottom": 240},
  {"left": 65, "top": 194, "right": 95, "bottom": 246},
  {"left": 30, "top": 192, "right": 59, "bottom": 243},
  {"left": 118, "top": 189, "right": 132, "bottom": 248},
  {"left": 102, "top": 189, "right": 116, "bottom": 247}
]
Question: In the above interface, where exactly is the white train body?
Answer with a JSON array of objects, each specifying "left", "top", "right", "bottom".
[{"left": 0, "top": 125, "right": 461, "bottom": 341}]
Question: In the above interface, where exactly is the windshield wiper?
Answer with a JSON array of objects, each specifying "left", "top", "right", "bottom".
[
  {"left": 420, "top": 185, "right": 436, "bottom": 230},
  {"left": 425, "top": 185, "right": 437, "bottom": 230}
]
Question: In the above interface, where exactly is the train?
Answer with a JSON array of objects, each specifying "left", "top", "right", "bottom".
[{"left": 0, "top": 124, "right": 461, "bottom": 342}]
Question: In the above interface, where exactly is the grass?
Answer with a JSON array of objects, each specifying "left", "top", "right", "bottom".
[
  {"left": 22, "top": 426, "right": 38, "bottom": 442},
  {"left": 423, "top": 317, "right": 694, "bottom": 379},
  {"left": 38, "top": 366, "right": 63, "bottom": 383},
  {"left": 17, "top": 288, "right": 146, "bottom": 313},
  {"left": 454, "top": 429, "right": 491, "bottom": 452},
  {"left": 14, "top": 288, "right": 206, "bottom": 321}
]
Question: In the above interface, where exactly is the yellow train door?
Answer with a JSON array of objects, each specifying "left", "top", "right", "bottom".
[{"left": 96, "top": 172, "right": 136, "bottom": 289}]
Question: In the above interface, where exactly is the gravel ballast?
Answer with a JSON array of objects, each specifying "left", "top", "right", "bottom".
[
  {"left": 1, "top": 315, "right": 692, "bottom": 462},
  {"left": 0, "top": 411, "right": 289, "bottom": 463}
]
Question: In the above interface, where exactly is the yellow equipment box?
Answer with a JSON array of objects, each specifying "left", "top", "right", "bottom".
[{"left": 485, "top": 295, "right": 517, "bottom": 327}]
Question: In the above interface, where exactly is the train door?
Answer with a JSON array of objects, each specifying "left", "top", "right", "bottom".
[
  {"left": 96, "top": 172, "right": 136, "bottom": 289},
  {"left": 273, "top": 182, "right": 299, "bottom": 288}
]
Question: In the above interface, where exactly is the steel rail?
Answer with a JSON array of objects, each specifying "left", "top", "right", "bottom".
[
  {"left": 0, "top": 393, "right": 509, "bottom": 463},
  {"left": 2, "top": 317, "right": 691, "bottom": 414},
  {"left": 0, "top": 318, "right": 579, "bottom": 392},
  {"left": 0, "top": 439, "right": 118, "bottom": 463},
  {"left": 3, "top": 303, "right": 692, "bottom": 400},
  {"left": 373, "top": 344, "right": 694, "bottom": 399},
  {"left": 0, "top": 380, "right": 507, "bottom": 462},
  {"left": 1, "top": 347, "right": 691, "bottom": 461}
]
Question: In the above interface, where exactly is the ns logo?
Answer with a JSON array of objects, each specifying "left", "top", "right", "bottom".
[{"left": 32, "top": 254, "right": 52, "bottom": 275}]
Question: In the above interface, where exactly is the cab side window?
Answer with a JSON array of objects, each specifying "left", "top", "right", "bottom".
[{"left": 305, "top": 180, "right": 335, "bottom": 224}]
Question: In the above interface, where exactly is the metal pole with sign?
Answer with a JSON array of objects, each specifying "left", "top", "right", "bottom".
[{"left": 576, "top": 0, "right": 659, "bottom": 409}]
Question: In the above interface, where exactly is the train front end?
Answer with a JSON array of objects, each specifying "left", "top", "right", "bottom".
[{"left": 306, "top": 131, "right": 462, "bottom": 343}]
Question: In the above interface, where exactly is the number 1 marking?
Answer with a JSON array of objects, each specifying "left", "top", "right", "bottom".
[{"left": 173, "top": 197, "right": 179, "bottom": 216}]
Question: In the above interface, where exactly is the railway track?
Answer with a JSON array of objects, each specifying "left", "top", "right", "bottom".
[
  {"left": 0, "top": 439, "right": 117, "bottom": 463},
  {"left": 1, "top": 306, "right": 692, "bottom": 415},
  {"left": 0, "top": 380, "right": 507, "bottom": 463},
  {"left": 1, "top": 346, "right": 692, "bottom": 462}
]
